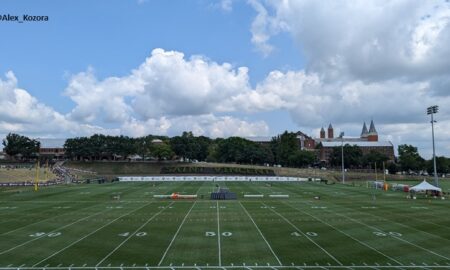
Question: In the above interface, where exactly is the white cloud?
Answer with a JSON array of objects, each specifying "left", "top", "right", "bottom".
[
  {"left": 65, "top": 49, "right": 251, "bottom": 122},
  {"left": 132, "top": 49, "right": 250, "bottom": 117},
  {"left": 242, "top": 0, "right": 450, "bottom": 157},
  {"left": 0, "top": 50, "right": 269, "bottom": 140},
  {"left": 220, "top": 0, "right": 233, "bottom": 12},
  {"left": 120, "top": 115, "right": 269, "bottom": 138},
  {"left": 0, "top": 71, "right": 120, "bottom": 138},
  {"left": 249, "top": 0, "right": 450, "bottom": 81}
]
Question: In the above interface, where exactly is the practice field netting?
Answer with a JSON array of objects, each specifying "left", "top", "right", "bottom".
[{"left": 0, "top": 181, "right": 449, "bottom": 270}]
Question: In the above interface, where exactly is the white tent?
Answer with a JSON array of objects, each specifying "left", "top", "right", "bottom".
[{"left": 410, "top": 180, "right": 442, "bottom": 192}]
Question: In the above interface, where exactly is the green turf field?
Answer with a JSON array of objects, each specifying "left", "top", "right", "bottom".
[{"left": 0, "top": 181, "right": 449, "bottom": 270}]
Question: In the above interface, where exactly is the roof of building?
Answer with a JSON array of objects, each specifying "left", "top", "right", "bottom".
[
  {"left": 36, "top": 138, "right": 66, "bottom": 148},
  {"left": 328, "top": 123, "right": 333, "bottom": 129},
  {"left": 321, "top": 140, "right": 393, "bottom": 147}
]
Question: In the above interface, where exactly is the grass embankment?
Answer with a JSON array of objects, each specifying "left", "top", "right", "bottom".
[{"left": 64, "top": 161, "right": 449, "bottom": 187}]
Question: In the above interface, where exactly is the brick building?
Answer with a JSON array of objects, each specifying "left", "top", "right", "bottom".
[
  {"left": 248, "top": 120, "right": 395, "bottom": 164},
  {"left": 315, "top": 120, "right": 395, "bottom": 163},
  {"left": 37, "top": 138, "right": 66, "bottom": 160}
]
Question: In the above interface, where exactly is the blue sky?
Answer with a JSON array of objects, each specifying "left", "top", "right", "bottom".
[
  {"left": 1, "top": 0, "right": 450, "bottom": 158},
  {"left": 0, "top": 0, "right": 300, "bottom": 111}
]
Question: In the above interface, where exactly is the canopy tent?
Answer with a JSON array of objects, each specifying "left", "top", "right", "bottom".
[{"left": 409, "top": 180, "right": 441, "bottom": 192}]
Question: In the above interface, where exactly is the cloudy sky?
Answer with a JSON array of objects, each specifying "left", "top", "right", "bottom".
[{"left": 1, "top": 0, "right": 450, "bottom": 158}]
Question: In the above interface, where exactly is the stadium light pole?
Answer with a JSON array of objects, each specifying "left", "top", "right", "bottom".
[
  {"left": 340, "top": 132, "right": 345, "bottom": 184},
  {"left": 427, "top": 105, "right": 439, "bottom": 187}
]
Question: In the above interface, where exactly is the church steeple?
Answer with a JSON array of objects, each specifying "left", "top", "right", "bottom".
[
  {"left": 361, "top": 122, "right": 368, "bottom": 138},
  {"left": 327, "top": 123, "right": 334, "bottom": 139},
  {"left": 369, "top": 120, "right": 377, "bottom": 134},
  {"left": 367, "top": 120, "right": 378, "bottom": 141},
  {"left": 320, "top": 127, "right": 325, "bottom": 139}
]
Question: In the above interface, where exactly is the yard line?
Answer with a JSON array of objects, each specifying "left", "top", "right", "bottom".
[
  {"left": 0, "top": 204, "right": 115, "bottom": 255},
  {"left": 158, "top": 201, "right": 197, "bottom": 266},
  {"left": 32, "top": 201, "right": 155, "bottom": 267},
  {"left": 238, "top": 202, "right": 282, "bottom": 266},
  {"left": 328, "top": 209, "right": 450, "bottom": 261},
  {"left": 95, "top": 202, "right": 175, "bottom": 266},
  {"left": 2, "top": 182, "right": 151, "bottom": 236},
  {"left": 284, "top": 202, "right": 403, "bottom": 265},
  {"left": 349, "top": 205, "right": 450, "bottom": 242},
  {"left": 262, "top": 203, "right": 343, "bottom": 266},
  {"left": 1, "top": 202, "right": 99, "bottom": 236},
  {"left": 217, "top": 201, "right": 222, "bottom": 267}
]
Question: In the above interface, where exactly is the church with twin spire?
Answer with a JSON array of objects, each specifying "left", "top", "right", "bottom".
[{"left": 313, "top": 120, "right": 394, "bottom": 163}]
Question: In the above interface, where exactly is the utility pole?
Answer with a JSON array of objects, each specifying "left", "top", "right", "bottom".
[
  {"left": 340, "top": 132, "right": 345, "bottom": 184},
  {"left": 427, "top": 105, "right": 439, "bottom": 187}
]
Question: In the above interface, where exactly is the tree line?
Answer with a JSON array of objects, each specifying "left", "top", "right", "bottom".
[
  {"left": 1, "top": 131, "right": 315, "bottom": 168},
  {"left": 2, "top": 131, "right": 450, "bottom": 173}
]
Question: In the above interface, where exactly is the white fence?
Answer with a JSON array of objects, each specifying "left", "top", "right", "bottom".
[{"left": 118, "top": 176, "right": 310, "bottom": 182}]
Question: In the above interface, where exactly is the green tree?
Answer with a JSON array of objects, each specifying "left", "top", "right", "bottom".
[
  {"left": 270, "top": 131, "right": 299, "bottom": 166},
  {"left": 2, "top": 133, "right": 40, "bottom": 159},
  {"left": 362, "top": 151, "right": 389, "bottom": 168},
  {"left": 329, "top": 144, "right": 363, "bottom": 168},
  {"left": 214, "top": 137, "right": 273, "bottom": 165},
  {"left": 150, "top": 143, "right": 174, "bottom": 160},
  {"left": 170, "top": 132, "right": 212, "bottom": 161},
  {"left": 398, "top": 144, "right": 425, "bottom": 172},
  {"left": 387, "top": 162, "right": 399, "bottom": 174},
  {"left": 288, "top": 150, "right": 316, "bottom": 167},
  {"left": 426, "top": 156, "right": 450, "bottom": 175}
]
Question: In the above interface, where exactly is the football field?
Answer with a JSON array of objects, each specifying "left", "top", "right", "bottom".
[{"left": 0, "top": 181, "right": 449, "bottom": 270}]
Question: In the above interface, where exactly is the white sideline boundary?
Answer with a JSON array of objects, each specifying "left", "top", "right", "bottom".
[{"left": 0, "top": 265, "right": 449, "bottom": 269}]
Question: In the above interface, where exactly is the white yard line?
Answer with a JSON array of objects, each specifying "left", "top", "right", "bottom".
[
  {"left": 157, "top": 201, "right": 197, "bottom": 266},
  {"left": 238, "top": 202, "right": 282, "bottom": 266},
  {"left": 32, "top": 201, "right": 155, "bottom": 267},
  {"left": 263, "top": 203, "right": 343, "bottom": 266},
  {"left": 95, "top": 201, "right": 175, "bottom": 266},
  {"left": 2, "top": 183, "right": 154, "bottom": 237},
  {"left": 217, "top": 201, "right": 222, "bottom": 267},
  {"left": 0, "top": 205, "right": 115, "bottom": 255},
  {"left": 329, "top": 210, "right": 450, "bottom": 261},
  {"left": 342, "top": 202, "right": 450, "bottom": 242},
  {"left": 284, "top": 202, "right": 403, "bottom": 265},
  {"left": 1, "top": 203, "right": 100, "bottom": 236}
]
